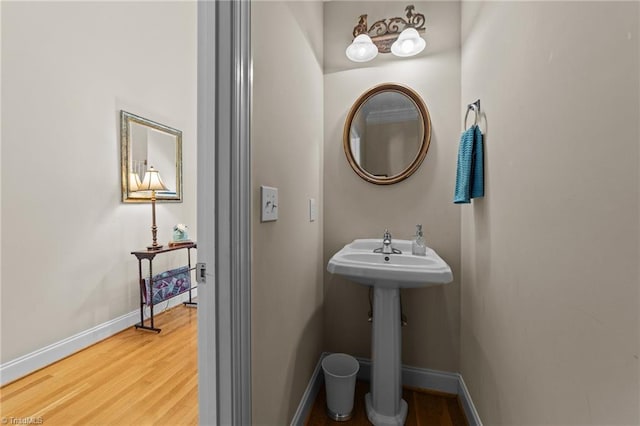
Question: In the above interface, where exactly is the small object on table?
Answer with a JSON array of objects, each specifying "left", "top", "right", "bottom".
[{"left": 169, "top": 223, "right": 192, "bottom": 247}]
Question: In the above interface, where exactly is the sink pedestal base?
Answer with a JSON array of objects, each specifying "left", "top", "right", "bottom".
[
  {"left": 366, "top": 287, "right": 407, "bottom": 426},
  {"left": 365, "top": 393, "right": 408, "bottom": 426}
]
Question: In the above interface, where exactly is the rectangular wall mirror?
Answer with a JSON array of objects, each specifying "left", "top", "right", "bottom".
[{"left": 120, "top": 110, "right": 183, "bottom": 203}]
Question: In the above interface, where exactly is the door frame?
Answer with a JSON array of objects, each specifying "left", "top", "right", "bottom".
[{"left": 197, "top": 1, "right": 252, "bottom": 424}]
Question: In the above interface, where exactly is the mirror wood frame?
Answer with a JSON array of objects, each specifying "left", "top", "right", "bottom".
[
  {"left": 120, "top": 110, "right": 183, "bottom": 203},
  {"left": 343, "top": 83, "right": 431, "bottom": 185}
]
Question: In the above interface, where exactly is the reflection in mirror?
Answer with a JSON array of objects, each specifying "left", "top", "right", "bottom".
[
  {"left": 120, "top": 111, "right": 183, "bottom": 203},
  {"left": 343, "top": 84, "right": 430, "bottom": 185}
]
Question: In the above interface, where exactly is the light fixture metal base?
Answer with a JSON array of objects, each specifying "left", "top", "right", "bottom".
[
  {"left": 147, "top": 244, "right": 163, "bottom": 251},
  {"left": 352, "top": 5, "right": 426, "bottom": 54}
]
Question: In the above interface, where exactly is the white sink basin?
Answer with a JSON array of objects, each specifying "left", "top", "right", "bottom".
[
  {"left": 327, "top": 238, "right": 453, "bottom": 288},
  {"left": 327, "top": 237, "right": 453, "bottom": 426}
]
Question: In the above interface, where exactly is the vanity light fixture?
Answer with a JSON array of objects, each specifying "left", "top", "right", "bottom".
[
  {"left": 138, "top": 166, "right": 168, "bottom": 250},
  {"left": 346, "top": 4, "right": 426, "bottom": 62}
]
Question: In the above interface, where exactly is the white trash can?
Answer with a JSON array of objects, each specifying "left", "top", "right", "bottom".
[{"left": 322, "top": 353, "right": 359, "bottom": 421}]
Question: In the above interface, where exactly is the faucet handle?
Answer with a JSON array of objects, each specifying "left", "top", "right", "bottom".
[{"left": 383, "top": 229, "right": 392, "bottom": 242}]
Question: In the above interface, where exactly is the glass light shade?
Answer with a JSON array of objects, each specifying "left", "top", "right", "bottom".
[
  {"left": 139, "top": 166, "right": 168, "bottom": 191},
  {"left": 346, "top": 34, "right": 378, "bottom": 62},
  {"left": 390, "top": 28, "right": 426, "bottom": 57}
]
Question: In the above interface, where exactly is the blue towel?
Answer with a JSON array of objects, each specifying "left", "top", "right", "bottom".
[{"left": 454, "top": 125, "right": 484, "bottom": 204}]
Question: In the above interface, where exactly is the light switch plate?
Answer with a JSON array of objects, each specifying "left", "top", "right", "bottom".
[
  {"left": 309, "top": 198, "right": 317, "bottom": 222},
  {"left": 261, "top": 186, "right": 278, "bottom": 222}
]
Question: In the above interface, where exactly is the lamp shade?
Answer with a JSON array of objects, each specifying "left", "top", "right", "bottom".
[
  {"left": 129, "top": 172, "right": 142, "bottom": 192},
  {"left": 390, "top": 28, "right": 426, "bottom": 57},
  {"left": 139, "top": 166, "right": 168, "bottom": 191},
  {"left": 346, "top": 34, "right": 378, "bottom": 62}
]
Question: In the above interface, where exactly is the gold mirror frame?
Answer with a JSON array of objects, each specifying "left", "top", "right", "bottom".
[
  {"left": 120, "top": 110, "right": 183, "bottom": 203},
  {"left": 343, "top": 83, "right": 431, "bottom": 185}
]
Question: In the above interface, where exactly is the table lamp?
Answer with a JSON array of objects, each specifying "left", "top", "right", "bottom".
[{"left": 138, "top": 166, "right": 168, "bottom": 250}]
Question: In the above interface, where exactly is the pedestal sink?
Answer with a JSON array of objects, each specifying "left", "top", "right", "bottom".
[{"left": 327, "top": 238, "right": 453, "bottom": 426}]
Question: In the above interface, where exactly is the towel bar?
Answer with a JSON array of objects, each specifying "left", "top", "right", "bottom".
[{"left": 464, "top": 99, "right": 481, "bottom": 130}]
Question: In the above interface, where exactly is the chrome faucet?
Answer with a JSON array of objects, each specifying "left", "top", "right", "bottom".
[{"left": 374, "top": 229, "right": 402, "bottom": 254}]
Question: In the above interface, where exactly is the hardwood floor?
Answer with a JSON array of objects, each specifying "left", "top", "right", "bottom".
[
  {"left": 3, "top": 306, "right": 466, "bottom": 426},
  {"left": 305, "top": 381, "right": 468, "bottom": 426},
  {"left": 0, "top": 305, "right": 198, "bottom": 425}
]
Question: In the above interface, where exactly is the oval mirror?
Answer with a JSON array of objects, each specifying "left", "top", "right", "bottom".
[{"left": 343, "top": 83, "right": 431, "bottom": 185}]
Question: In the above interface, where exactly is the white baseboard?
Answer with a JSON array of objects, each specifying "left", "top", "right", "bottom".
[
  {"left": 458, "top": 373, "right": 482, "bottom": 426},
  {"left": 291, "top": 353, "right": 482, "bottom": 426},
  {"left": 0, "top": 290, "right": 197, "bottom": 386},
  {"left": 289, "top": 352, "right": 329, "bottom": 426}
]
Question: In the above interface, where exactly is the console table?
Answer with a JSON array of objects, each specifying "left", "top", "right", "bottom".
[{"left": 131, "top": 242, "right": 197, "bottom": 333}]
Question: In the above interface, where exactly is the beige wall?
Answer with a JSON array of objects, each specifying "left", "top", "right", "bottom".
[
  {"left": 1, "top": 2, "right": 196, "bottom": 364},
  {"left": 323, "top": 1, "right": 461, "bottom": 372},
  {"left": 251, "top": 2, "right": 324, "bottom": 424},
  {"left": 460, "top": 2, "right": 640, "bottom": 424}
]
